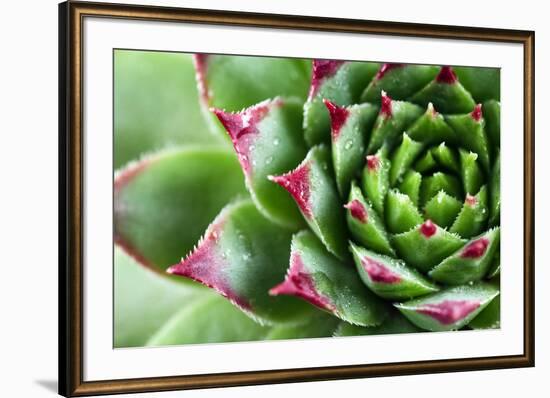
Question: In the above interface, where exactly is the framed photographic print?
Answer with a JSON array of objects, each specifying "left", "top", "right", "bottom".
[{"left": 59, "top": 1, "right": 535, "bottom": 396}]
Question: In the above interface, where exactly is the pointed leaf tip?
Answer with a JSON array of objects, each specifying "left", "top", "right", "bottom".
[
  {"left": 416, "top": 300, "right": 480, "bottom": 325},
  {"left": 436, "top": 66, "right": 458, "bottom": 84},
  {"left": 269, "top": 252, "right": 336, "bottom": 312},
  {"left": 366, "top": 155, "right": 380, "bottom": 171},
  {"left": 471, "top": 103, "right": 483, "bottom": 121},
  {"left": 420, "top": 219, "right": 437, "bottom": 238},
  {"left": 272, "top": 231, "right": 387, "bottom": 326},
  {"left": 323, "top": 99, "right": 350, "bottom": 140},
  {"left": 168, "top": 200, "right": 314, "bottom": 324},
  {"left": 380, "top": 90, "right": 393, "bottom": 117},
  {"left": 344, "top": 199, "right": 368, "bottom": 223},
  {"left": 351, "top": 243, "right": 439, "bottom": 300},
  {"left": 269, "top": 161, "right": 312, "bottom": 219},
  {"left": 308, "top": 60, "right": 345, "bottom": 100},
  {"left": 360, "top": 255, "right": 402, "bottom": 284},
  {"left": 167, "top": 218, "right": 252, "bottom": 311},
  {"left": 212, "top": 99, "right": 281, "bottom": 175},
  {"left": 395, "top": 283, "right": 498, "bottom": 331},
  {"left": 460, "top": 237, "right": 490, "bottom": 258},
  {"left": 376, "top": 63, "right": 404, "bottom": 80}
]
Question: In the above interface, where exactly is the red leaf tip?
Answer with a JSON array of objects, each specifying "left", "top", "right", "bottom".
[
  {"left": 471, "top": 103, "right": 483, "bottom": 122},
  {"left": 344, "top": 199, "right": 368, "bottom": 223},
  {"left": 376, "top": 63, "right": 404, "bottom": 80},
  {"left": 167, "top": 219, "right": 252, "bottom": 310},
  {"left": 269, "top": 253, "right": 335, "bottom": 312},
  {"left": 461, "top": 238, "right": 490, "bottom": 259},
  {"left": 417, "top": 300, "right": 480, "bottom": 325},
  {"left": 380, "top": 90, "right": 393, "bottom": 117},
  {"left": 465, "top": 194, "right": 478, "bottom": 206},
  {"left": 308, "top": 60, "right": 345, "bottom": 100},
  {"left": 323, "top": 99, "right": 350, "bottom": 141},
  {"left": 420, "top": 219, "right": 437, "bottom": 238},
  {"left": 213, "top": 100, "right": 279, "bottom": 175},
  {"left": 361, "top": 256, "right": 401, "bottom": 284},
  {"left": 269, "top": 162, "right": 312, "bottom": 218},
  {"left": 366, "top": 155, "right": 380, "bottom": 171},
  {"left": 436, "top": 66, "right": 457, "bottom": 84}
]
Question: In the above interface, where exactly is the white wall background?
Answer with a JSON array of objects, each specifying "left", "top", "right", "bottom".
[{"left": 0, "top": 0, "right": 546, "bottom": 397}]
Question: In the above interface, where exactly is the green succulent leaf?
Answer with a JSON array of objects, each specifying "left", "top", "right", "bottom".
[
  {"left": 446, "top": 104, "right": 491, "bottom": 171},
  {"left": 114, "top": 51, "right": 220, "bottom": 169},
  {"left": 454, "top": 66, "right": 500, "bottom": 103},
  {"left": 266, "top": 312, "right": 341, "bottom": 340},
  {"left": 398, "top": 170, "right": 422, "bottom": 207},
  {"left": 459, "top": 149, "right": 483, "bottom": 195},
  {"left": 114, "top": 148, "right": 247, "bottom": 273},
  {"left": 395, "top": 283, "right": 499, "bottom": 331},
  {"left": 432, "top": 142, "right": 460, "bottom": 173},
  {"left": 389, "top": 133, "right": 424, "bottom": 186},
  {"left": 147, "top": 293, "right": 271, "bottom": 346},
  {"left": 168, "top": 199, "right": 314, "bottom": 325},
  {"left": 409, "top": 66, "right": 476, "bottom": 114},
  {"left": 367, "top": 92, "right": 424, "bottom": 153},
  {"left": 361, "top": 64, "right": 439, "bottom": 103},
  {"left": 195, "top": 54, "right": 311, "bottom": 112},
  {"left": 429, "top": 227, "right": 500, "bottom": 285},
  {"left": 385, "top": 189, "right": 423, "bottom": 234},
  {"left": 350, "top": 243, "right": 439, "bottom": 300},
  {"left": 407, "top": 103, "right": 456, "bottom": 145},
  {"left": 487, "top": 250, "right": 501, "bottom": 279},
  {"left": 326, "top": 100, "right": 378, "bottom": 196},
  {"left": 270, "top": 231, "right": 388, "bottom": 326},
  {"left": 304, "top": 60, "right": 379, "bottom": 146},
  {"left": 483, "top": 100, "right": 501, "bottom": 152},
  {"left": 362, "top": 147, "right": 391, "bottom": 216},
  {"left": 335, "top": 310, "right": 422, "bottom": 336},
  {"left": 345, "top": 182, "right": 394, "bottom": 256},
  {"left": 271, "top": 145, "right": 348, "bottom": 259},
  {"left": 414, "top": 150, "right": 438, "bottom": 174},
  {"left": 213, "top": 98, "right": 307, "bottom": 228},
  {"left": 423, "top": 190, "right": 463, "bottom": 229},
  {"left": 391, "top": 220, "right": 466, "bottom": 273},
  {"left": 114, "top": 247, "right": 201, "bottom": 348},
  {"left": 489, "top": 152, "right": 501, "bottom": 226},
  {"left": 449, "top": 186, "right": 489, "bottom": 239},
  {"left": 469, "top": 294, "right": 500, "bottom": 330},
  {"left": 420, "top": 171, "right": 463, "bottom": 207}
]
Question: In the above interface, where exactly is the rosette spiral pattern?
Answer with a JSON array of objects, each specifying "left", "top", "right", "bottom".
[{"left": 115, "top": 54, "right": 500, "bottom": 343}]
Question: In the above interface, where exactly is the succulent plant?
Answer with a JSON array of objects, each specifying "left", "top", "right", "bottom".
[{"left": 114, "top": 51, "right": 500, "bottom": 346}]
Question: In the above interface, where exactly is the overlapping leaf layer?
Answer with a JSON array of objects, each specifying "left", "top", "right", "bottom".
[{"left": 114, "top": 53, "right": 500, "bottom": 344}]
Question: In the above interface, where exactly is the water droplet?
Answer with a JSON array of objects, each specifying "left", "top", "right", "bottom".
[
  {"left": 344, "top": 139, "right": 353, "bottom": 150},
  {"left": 273, "top": 138, "right": 280, "bottom": 146},
  {"left": 265, "top": 156, "right": 273, "bottom": 165}
]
